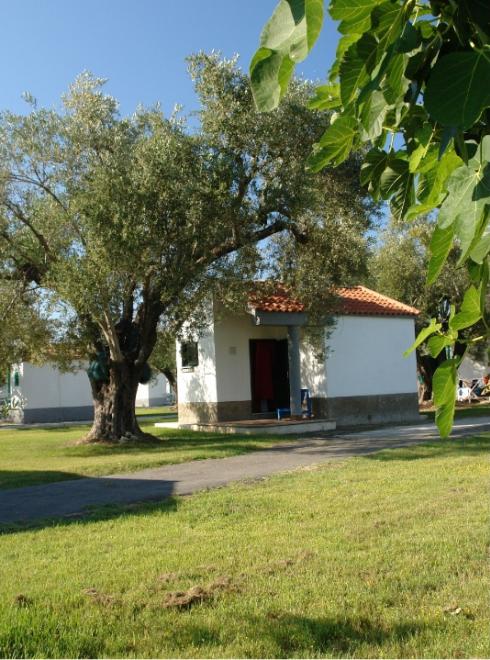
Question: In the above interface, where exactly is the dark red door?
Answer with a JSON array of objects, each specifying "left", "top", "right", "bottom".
[{"left": 250, "top": 339, "right": 290, "bottom": 413}]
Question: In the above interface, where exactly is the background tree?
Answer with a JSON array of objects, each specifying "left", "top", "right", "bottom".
[
  {"left": 369, "top": 215, "right": 470, "bottom": 398},
  {"left": 149, "top": 331, "right": 177, "bottom": 404},
  {"left": 0, "top": 54, "right": 372, "bottom": 443},
  {"left": 250, "top": 0, "right": 490, "bottom": 436},
  {"left": 0, "top": 281, "right": 53, "bottom": 380},
  {"left": 370, "top": 215, "right": 468, "bottom": 321}
]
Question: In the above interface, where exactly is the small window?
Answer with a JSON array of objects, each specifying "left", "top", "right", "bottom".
[{"left": 181, "top": 341, "right": 199, "bottom": 368}]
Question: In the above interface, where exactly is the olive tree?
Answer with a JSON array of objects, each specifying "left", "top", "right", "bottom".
[{"left": 0, "top": 54, "right": 371, "bottom": 442}]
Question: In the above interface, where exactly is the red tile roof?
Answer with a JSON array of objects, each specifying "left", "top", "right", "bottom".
[
  {"left": 336, "top": 286, "right": 419, "bottom": 317},
  {"left": 251, "top": 285, "right": 419, "bottom": 317},
  {"left": 250, "top": 285, "right": 305, "bottom": 313}
]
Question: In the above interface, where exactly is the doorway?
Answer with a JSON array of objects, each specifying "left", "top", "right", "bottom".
[{"left": 250, "top": 339, "right": 290, "bottom": 414}]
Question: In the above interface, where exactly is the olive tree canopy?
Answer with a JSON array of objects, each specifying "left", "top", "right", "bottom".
[{"left": 0, "top": 53, "right": 372, "bottom": 442}]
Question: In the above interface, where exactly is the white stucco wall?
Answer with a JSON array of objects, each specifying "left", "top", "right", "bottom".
[
  {"left": 300, "top": 334, "right": 328, "bottom": 398},
  {"left": 177, "top": 326, "right": 219, "bottom": 404},
  {"left": 135, "top": 373, "right": 172, "bottom": 406},
  {"left": 213, "top": 314, "right": 288, "bottom": 403},
  {"left": 325, "top": 315, "right": 418, "bottom": 397},
  {"left": 176, "top": 312, "right": 418, "bottom": 407},
  {"left": 17, "top": 362, "right": 173, "bottom": 411},
  {"left": 19, "top": 363, "right": 93, "bottom": 410}
]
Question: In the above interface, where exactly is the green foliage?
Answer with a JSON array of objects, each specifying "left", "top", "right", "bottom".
[
  {"left": 0, "top": 281, "right": 53, "bottom": 375},
  {"left": 250, "top": 0, "right": 324, "bottom": 111},
  {"left": 432, "top": 358, "right": 458, "bottom": 438},
  {"left": 0, "top": 57, "right": 372, "bottom": 440},
  {"left": 251, "top": 0, "right": 490, "bottom": 436},
  {"left": 403, "top": 317, "right": 441, "bottom": 358}
]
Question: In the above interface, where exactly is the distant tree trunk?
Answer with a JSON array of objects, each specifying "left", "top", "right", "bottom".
[
  {"left": 83, "top": 361, "right": 154, "bottom": 443},
  {"left": 417, "top": 341, "right": 466, "bottom": 403},
  {"left": 162, "top": 367, "right": 178, "bottom": 405},
  {"left": 418, "top": 354, "right": 437, "bottom": 401}
]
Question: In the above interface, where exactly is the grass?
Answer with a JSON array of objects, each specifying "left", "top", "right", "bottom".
[
  {"left": 0, "top": 434, "right": 488, "bottom": 658},
  {"left": 135, "top": 406, "right": 177, "bottom": 420},
  {"left": 0, "top": 422, "right": 288, "bottom": 490},
  {"left": 422, "top": 400, "right": 490, "bottom": 420}
]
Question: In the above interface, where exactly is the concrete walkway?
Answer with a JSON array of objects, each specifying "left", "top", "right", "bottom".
[{"left": 1, "top": 416, "right": 489, "bottom": 526}]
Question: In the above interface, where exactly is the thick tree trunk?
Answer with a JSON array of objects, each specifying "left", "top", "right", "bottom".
[{"left": 83, "top": 362, "right": 155, "bottom": 443}]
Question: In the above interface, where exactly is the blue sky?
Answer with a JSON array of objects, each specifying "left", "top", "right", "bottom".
[{"left": 2, "top": 0, "right": 339, "bottom": 117}]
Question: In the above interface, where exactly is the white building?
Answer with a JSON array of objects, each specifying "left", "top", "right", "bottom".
[
  {"left": 176, "top": 286, "right": 420, "bottom": 428},
  {"left": 3, "top": 364, "right": 172, "bottom": 424}
]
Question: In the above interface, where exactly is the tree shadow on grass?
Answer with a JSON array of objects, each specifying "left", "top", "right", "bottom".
[
  {"left": 181, "top": 613, "right": 428, "bottom": 657},
  {"left": 0, "top": 474, "right": 179, "bottom": 536},
  {"left": 61, "top": 431, "right": 286, "bottom": 458},
  {"left": 0, "top": 469, "right": 86, "bottom": 491},
  {"left": 365, "top": 434, "right": 490, "bottom": 462}
]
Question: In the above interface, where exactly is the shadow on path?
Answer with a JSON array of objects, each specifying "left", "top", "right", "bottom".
[{"left": 0, "top": 475, "right": 177, "bottom": 534}]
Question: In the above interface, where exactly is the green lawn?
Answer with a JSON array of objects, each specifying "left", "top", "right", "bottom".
[
  {"left": 422, "top": 401, "right": 490, "bottom": 420},
  {"left": 0, "top": 423, "right": 287, "bottom": 490},
  {"left": 135, "top": 406, "right": 177, "bottom": 420},
  {"left": 0, "top": 435, "right": 488, "bottom": 658}
]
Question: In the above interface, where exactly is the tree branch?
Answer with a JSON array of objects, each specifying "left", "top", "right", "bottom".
[
  {"left": 194, "top": 217, "right": 290, "bottom": 266},
  {"left": 4, "top": 200, "right": 52, "bottom": 257}
]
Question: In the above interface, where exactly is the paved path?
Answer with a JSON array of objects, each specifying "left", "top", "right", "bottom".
[{"left": 1, "top": 416, "right": 489, "bottom": 526}]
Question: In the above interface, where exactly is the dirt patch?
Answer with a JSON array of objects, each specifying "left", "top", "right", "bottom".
[
  {"left": 265, "top": 558, "right": 295, "bottom": 574},
  {"left": 264, "top": 549, "right": 316, "bottom": 575},
  {"left": 163, "top": 575, "right": 237, "bottom": 609},
  {"left": 157, "top": 572, "right": 180, "bottom": 584},
  {"left": 196, "top": 564, "right": 218, "bottom": 573},
  {"left": 13, "top": 594, "right": 33, "bottom": 608},
  {"left": 83, "top": 587, "right": 118, "bottom": 607}
]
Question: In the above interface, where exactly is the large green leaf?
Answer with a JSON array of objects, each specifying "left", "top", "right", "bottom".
[
  {"left": 359, "top": 90, "right": 388, "bottom": 141},
  {"left": 417, "top": 149, "right": 462, "bottom": 201},
  {"left": 435, "top": 401, "right": 456, "bottom": 438},
  {"left": 449, "top": 285, "right": 482, "bottom": 330},
  {"left": 425, "top": 48, "right": 490, "bottom": 129},
  {"left": 250, "top": 0, "right": 324, "bottom": 111},
  {"left": 437, "top": 162, "right": 490, "bottom": 261},
  {"left": 460, "top": 0, "right": 490, "bottom": 38},
  {"left": 427, "top": 334, "right": 452, "bottom": 358},
  {"left": 308, "top": 84, "right": 341, "bottom": 110},
  {"left": 469, "top": 217, "right": 490, "bottom": 264},
  {"left": 339, "top": 42, "right": 371, "bottom": 106},
  {"left": 396, "top": 21, "right": 421, "bottom": 53},
  {"left": 406, "top": 147, "right": 462, "bottom": 220},
  {"left": 329, "top": 0, "right": 384, "bottom": 35},
  {"left": 382, "top": 53, "right": 408, "bottom": 105},
  {"left": 408, "top": 125, "right": 433, "bottom": 173},
  {"left": 403, "top": 317, "right": 441, "bottom": 357},
  {"left": 360, "top": 148, "right": 390, "bottom": 198},
  {"left": 371, "top": 1, "right": 404, "bottom": 50},
  {"left": 307, "top": 114, "right": 358, "bottom": 171},
  {"left": 432, "top": 359, "right": 458, "bottom": 437},
  {"left": 329, "top": 33, "right": 361, "bottom": 81},
  {"left": 427, "top": 224, "right": 454, "bottom": 284},
  {"left": 379, "top": 157, "right": 414, "bottom": 218}
]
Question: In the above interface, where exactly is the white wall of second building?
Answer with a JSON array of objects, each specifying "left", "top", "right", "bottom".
[
  {"left": 325, "top": 315, "right": 418, "bottom": 397},
  {"left": 19, "top": 363, "right": 171, "bottom": 412},
  {"left": 20, "top": 363, "right": 93, "bottom": 410},
  {"left": 135, "top": 373, "right": 172, "bottom": 407}
]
